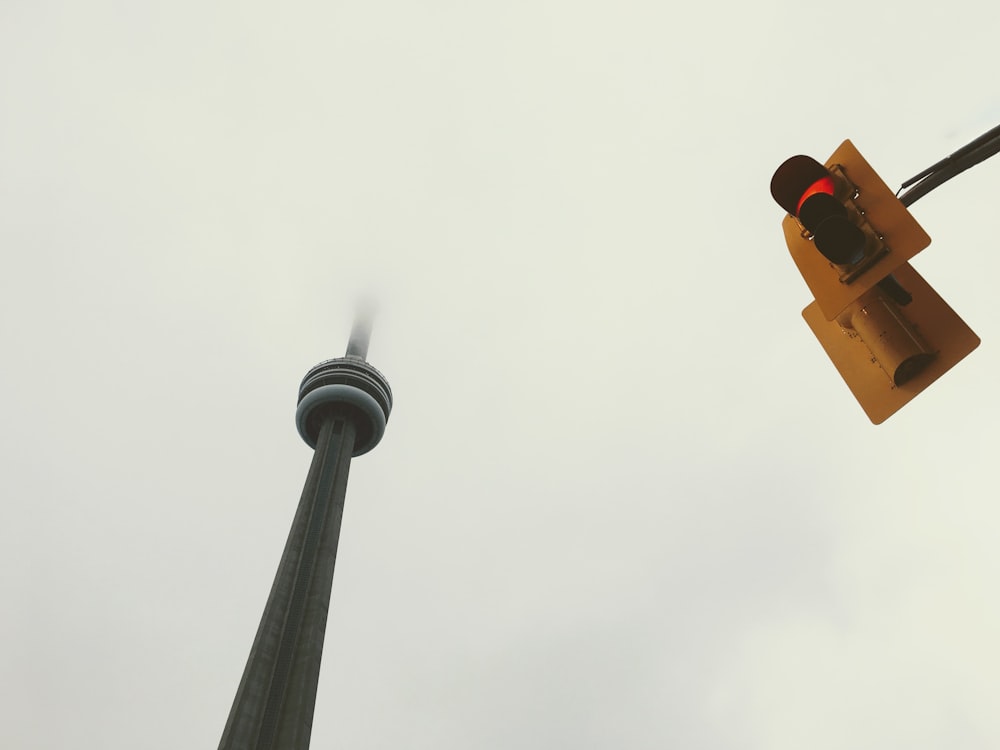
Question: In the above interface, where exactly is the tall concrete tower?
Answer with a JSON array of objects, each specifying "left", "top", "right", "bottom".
[{"left": 219, "top": 315, "right": 392, "bottom": 750}]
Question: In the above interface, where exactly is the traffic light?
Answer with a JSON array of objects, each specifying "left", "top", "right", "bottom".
[
  {"left": 772, "top": 140, "right": 932, "bottom": 321},
  {"left": 772, "top": 140, "right": 979, "bottom": 424}
]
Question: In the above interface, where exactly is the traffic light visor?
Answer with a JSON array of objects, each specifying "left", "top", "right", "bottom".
[{"left": 770, "top": 155, "right": 834, "bottom": 216}]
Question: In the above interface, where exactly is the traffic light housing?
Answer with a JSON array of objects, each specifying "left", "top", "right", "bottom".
[
  {"left": 772, "top": 140, "right": 979, "bottom": 424},
  {"left": 772, "top": 140, "right": 932, "bottom": 321}
]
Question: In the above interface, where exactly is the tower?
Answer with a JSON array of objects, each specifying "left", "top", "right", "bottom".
[{"left": 219, "top": 316, "right": 392, "bottom": 750}]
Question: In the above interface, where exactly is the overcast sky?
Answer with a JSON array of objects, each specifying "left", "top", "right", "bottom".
[{"left": 3, "top": 1, "right": 1000, "bottom": 748}]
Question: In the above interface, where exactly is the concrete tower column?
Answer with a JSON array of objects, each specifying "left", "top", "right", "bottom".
[{"left": 219, "top": 316, "right": 392, "bottom": 750}]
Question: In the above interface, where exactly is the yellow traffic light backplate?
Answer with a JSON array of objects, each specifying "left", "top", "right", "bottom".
[
  {"left": 802, "top": 262, "right": 979, "bottom": 424},
  {"left": 785, "top": 140, "right": 931, "bottom": 320}
]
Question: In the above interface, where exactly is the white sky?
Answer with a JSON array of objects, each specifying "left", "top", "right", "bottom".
[{"left": 3, "top": 1, "right": 1000, "bottom": 748}]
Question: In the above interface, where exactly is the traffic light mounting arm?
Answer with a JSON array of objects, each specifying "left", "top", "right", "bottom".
[{"left": 897, "top": 122, "right": 1000, "bottom": 207}]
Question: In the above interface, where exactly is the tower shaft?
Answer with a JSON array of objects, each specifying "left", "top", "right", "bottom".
[
  {"left": 219, "top": 313, "right": 391, "bottom": 748},
  {"left": 219, "top": 413, "right": 357, "bottom": 750}
]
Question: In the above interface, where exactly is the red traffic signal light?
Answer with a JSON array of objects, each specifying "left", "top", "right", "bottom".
[
  {"left": 772, "top": 141, "right": 931, "bottom": 321},
  {"left": 771, "top": 155, "right": 866, "bottom": 265}
]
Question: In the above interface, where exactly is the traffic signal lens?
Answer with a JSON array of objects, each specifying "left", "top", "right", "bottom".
[
  {"left": 796, "top": 176, "right": 836, "bottom": 213},
  {"left": 797, "top": 192, "right": 845, "bottom": 231},
  {"left": 798, "top": 192, "right": 866, "bottom": 265},
  {"left": 814, "top": 220, "right": 866, "bottom": 265}
]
